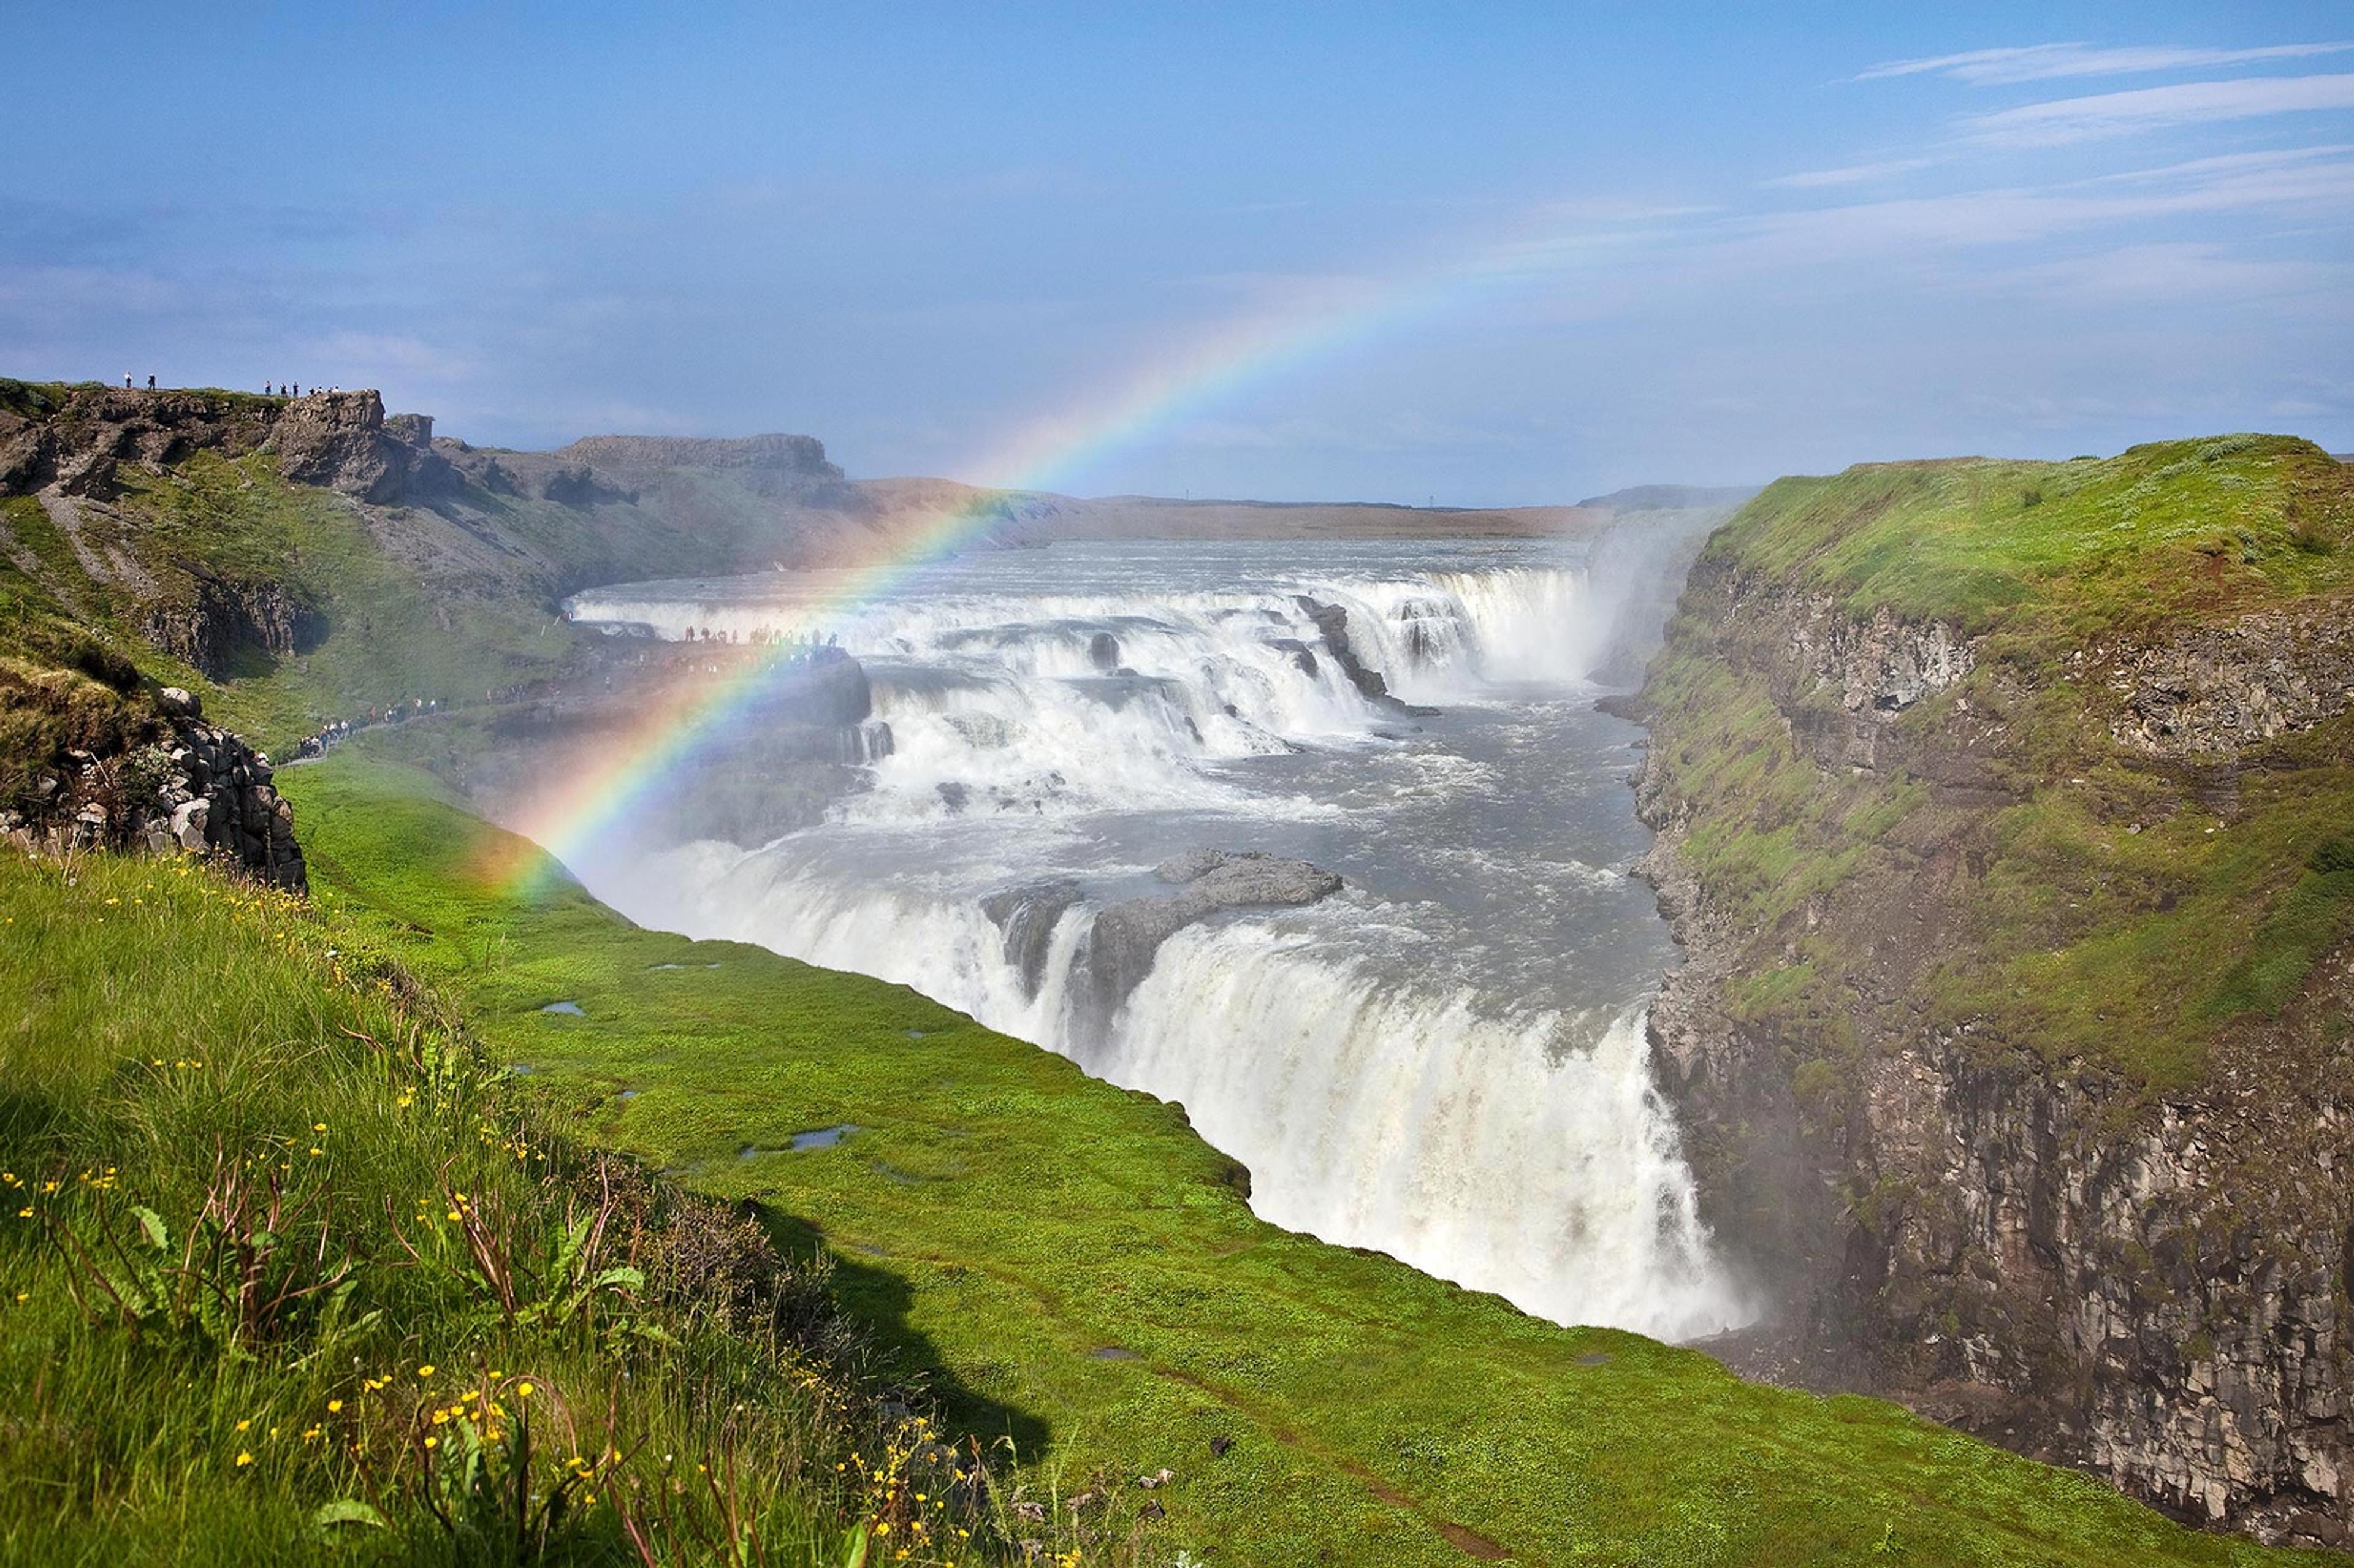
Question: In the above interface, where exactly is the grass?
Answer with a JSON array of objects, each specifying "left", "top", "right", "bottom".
[
  {"left": 1705, "top": 435, "right": 2352, "bottom": 651},
  {"left": 246, "top": 747, "right": 2339, "bottom": 1567},
  {"left": 0, "top": 846, "right": 1098, "bottom": 1567},
  {"left": 94, "top": 454, "right": 589, "bottom": 747}
]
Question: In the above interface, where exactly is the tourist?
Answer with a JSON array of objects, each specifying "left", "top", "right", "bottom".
[{"left": 145, "top": 374, "right": 156, "bottom": 390}]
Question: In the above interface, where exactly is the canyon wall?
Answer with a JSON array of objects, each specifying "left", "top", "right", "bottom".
[{"left": 1632, "top": 440, "right": 2354, "bottom": 1547}]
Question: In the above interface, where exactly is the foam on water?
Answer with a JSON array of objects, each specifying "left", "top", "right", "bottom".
[{"left": 562, "top": 535, "right": 1751, "bottom": 1341}]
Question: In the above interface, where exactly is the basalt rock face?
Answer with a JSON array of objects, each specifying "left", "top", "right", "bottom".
[
  {"left": 274, "top": 389, "right": 456, "bottom": 503},
  {"left": 536, "top": 434, "right": 851, "bottom": 511},
  {"left": 981, "top": 879, "right": 1088, "bottom": 999},
  {"left": 0, "top": 688, "right": 306, "bottom": 891},
  {"left": 1081, "top": 851, "right": 1343, "bottom": 1019},
  {"left": 1293, "top": 596, "right": 1438, "bottom": 718},
  {"left": 0, "top": 385, "right": 452, "bottom": 506},
  {"left": 135, "top": 569, "right": 324, "bottom": 677},
  {"left": 0, "top": 388, "right": 281, "bottom": 499},
  {"left": 1635, "top": 549, "right": 2354, "bottom": 1546},
  {"left": 2096, "top": 601, "right": 2354, "bottom": 757},
  {"left": 554, "top": 433, "right": 840, "bottom": 480}
]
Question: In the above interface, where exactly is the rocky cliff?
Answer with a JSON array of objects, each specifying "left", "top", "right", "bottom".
[
  {"left": 0, "top": 685, "right": 305, "bottom": 890},
  {"left": 0, "top": 382, "right": 449, "bottom": 506},
  {"left": 1632, "top": 436, "right": 2354, "bottom": 1546}
]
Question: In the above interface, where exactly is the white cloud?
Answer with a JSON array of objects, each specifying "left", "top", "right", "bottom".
[
  {"left": 1859, "top": 41, "right": 2352, "bottom": 86},
  {"left": 298, "top": 329, "right": 474, "bottom": 382},
  {"left": 1762, "top": 157, "right": 1940, "bottom": 189},
  {"left": 1661, "top": 147, "right": 2354, "bottom": 281},
  {"left": 1971, "top": 242, "right": 2353, "bottom": 306},
  {"left": 1960, "top": 73, "right": 2354, "bottom": 146}
]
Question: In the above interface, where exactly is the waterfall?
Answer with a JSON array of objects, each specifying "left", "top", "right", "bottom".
[{"left": 560, "top": 537, "right": 1752, "bottom": 1342}]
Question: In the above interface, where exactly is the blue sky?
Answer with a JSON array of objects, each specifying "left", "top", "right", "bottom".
[{"left": 3, "top": 3, "right": 2350, "bottom": 503}]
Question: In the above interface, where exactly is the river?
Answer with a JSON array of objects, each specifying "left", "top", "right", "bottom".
[{"left": 556, "top": 530, "right": 1749, "bottom": 1342}]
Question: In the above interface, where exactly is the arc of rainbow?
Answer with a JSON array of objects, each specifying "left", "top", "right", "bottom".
[{"left": 503, "top": 207, "right": 1646, "bottom": 891}]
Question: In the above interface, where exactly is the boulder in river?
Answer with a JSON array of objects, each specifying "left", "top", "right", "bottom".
[{"left": 1083, "top": 850, "right": 1343, "bottom": 1016}]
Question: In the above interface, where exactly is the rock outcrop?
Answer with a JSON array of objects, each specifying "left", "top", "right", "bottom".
[
  {"left": 1082, "top": 850, "right": 1343, "bottom": 1014},
  {"left": 2093, "top": 601, "right": 2354, "bottom": 756},
  {"left": 981, "top": 879, "right": 1088, "bottom": 999},
  {"left": 0, "top": 384, "right": 452, "bottom": 507},
  {"left": 552, "top": 432, "right": 840, "bottom": 479},
  {"left": 0, "top": 388, "right": 280, "bottom": 499},
  {"left": 274, "top": 389, "right": 455, "bottom": 503},
  {"left": 0, "top": 686, "right": 307, "bottom": 891},
  {"left": 1293, "top": 596, "right": 1437, "bottom": 717},
  {"left": 134, "top": 568, "right": 322, "bottom": 677}
]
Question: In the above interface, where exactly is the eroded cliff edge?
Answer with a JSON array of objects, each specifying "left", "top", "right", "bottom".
[{"left": 1630, "top": 435, "right": 2354, "bottom": 1546}]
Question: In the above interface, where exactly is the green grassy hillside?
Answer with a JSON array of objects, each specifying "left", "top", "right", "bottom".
[
  {"left": 250, "top": 750, "right": 2326, "bottom": 1566},
  {"left": 1642, "top": 435, "right": 2354, "bottom": 1092},
  {"left": 0, "top": 847, "right": 999, "bottom": 1566}
]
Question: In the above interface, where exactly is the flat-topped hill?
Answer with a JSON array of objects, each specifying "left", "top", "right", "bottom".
[{"left": 852, "top": 476, "right": 1606, "bottom": 540}]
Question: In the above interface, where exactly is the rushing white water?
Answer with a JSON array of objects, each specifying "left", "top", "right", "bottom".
[{"left": 560, "top": 536, "right": 1750, "bottom": 1341}]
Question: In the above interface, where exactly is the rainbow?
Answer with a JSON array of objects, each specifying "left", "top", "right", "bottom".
[{"left": 505, "top": 207, "right": 1642, "bottom": 888}]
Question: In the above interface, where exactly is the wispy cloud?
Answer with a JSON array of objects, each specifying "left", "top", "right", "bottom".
[
  {"left": 1969, "top": 241, "right": 2353, "bottom": 306},
  {"left": 1696, "top": 146, "right": 2354, "bottom": 273},
  {"left": 1859, "top": 41, "right": 2352, "bottom": 86},
  {"left": 1960, "top": 73, "right": 2354, "bottom": 146},
  {"left": 1762, "top": 157, "right": 1939, "bottom": 189}
]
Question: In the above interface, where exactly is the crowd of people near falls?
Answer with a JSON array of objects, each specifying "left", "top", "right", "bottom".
[
  {"left": 288, "top": 696, "right": 442, "bottom": 761},
  {"left": 669, "top": 625, "right": 848, "bottom": 669}
]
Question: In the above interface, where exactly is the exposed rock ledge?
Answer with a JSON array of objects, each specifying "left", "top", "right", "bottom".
[
  {"left": 1086, "top": 850, "right": 1343, "bottom": 1007},
  {"left": 981, "top": 851, "right": 1343, "bottom": 1022},
  {"left": 0, "top": 386, "right": 451, "bottom": 507},
  {"left": 1294, "top": 596, "right": 1439, "bottom": 717},
  {"left": 1, "top": 687, "right": 306, "bottom": 891}
]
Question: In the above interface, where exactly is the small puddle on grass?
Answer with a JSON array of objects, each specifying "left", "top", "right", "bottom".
[
  {"left": 540, "top": 1001, "right": 584, "bottom": 1016},
  {"left": 737, "top": 1125, "right": 859, "bottom": 1160}
]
